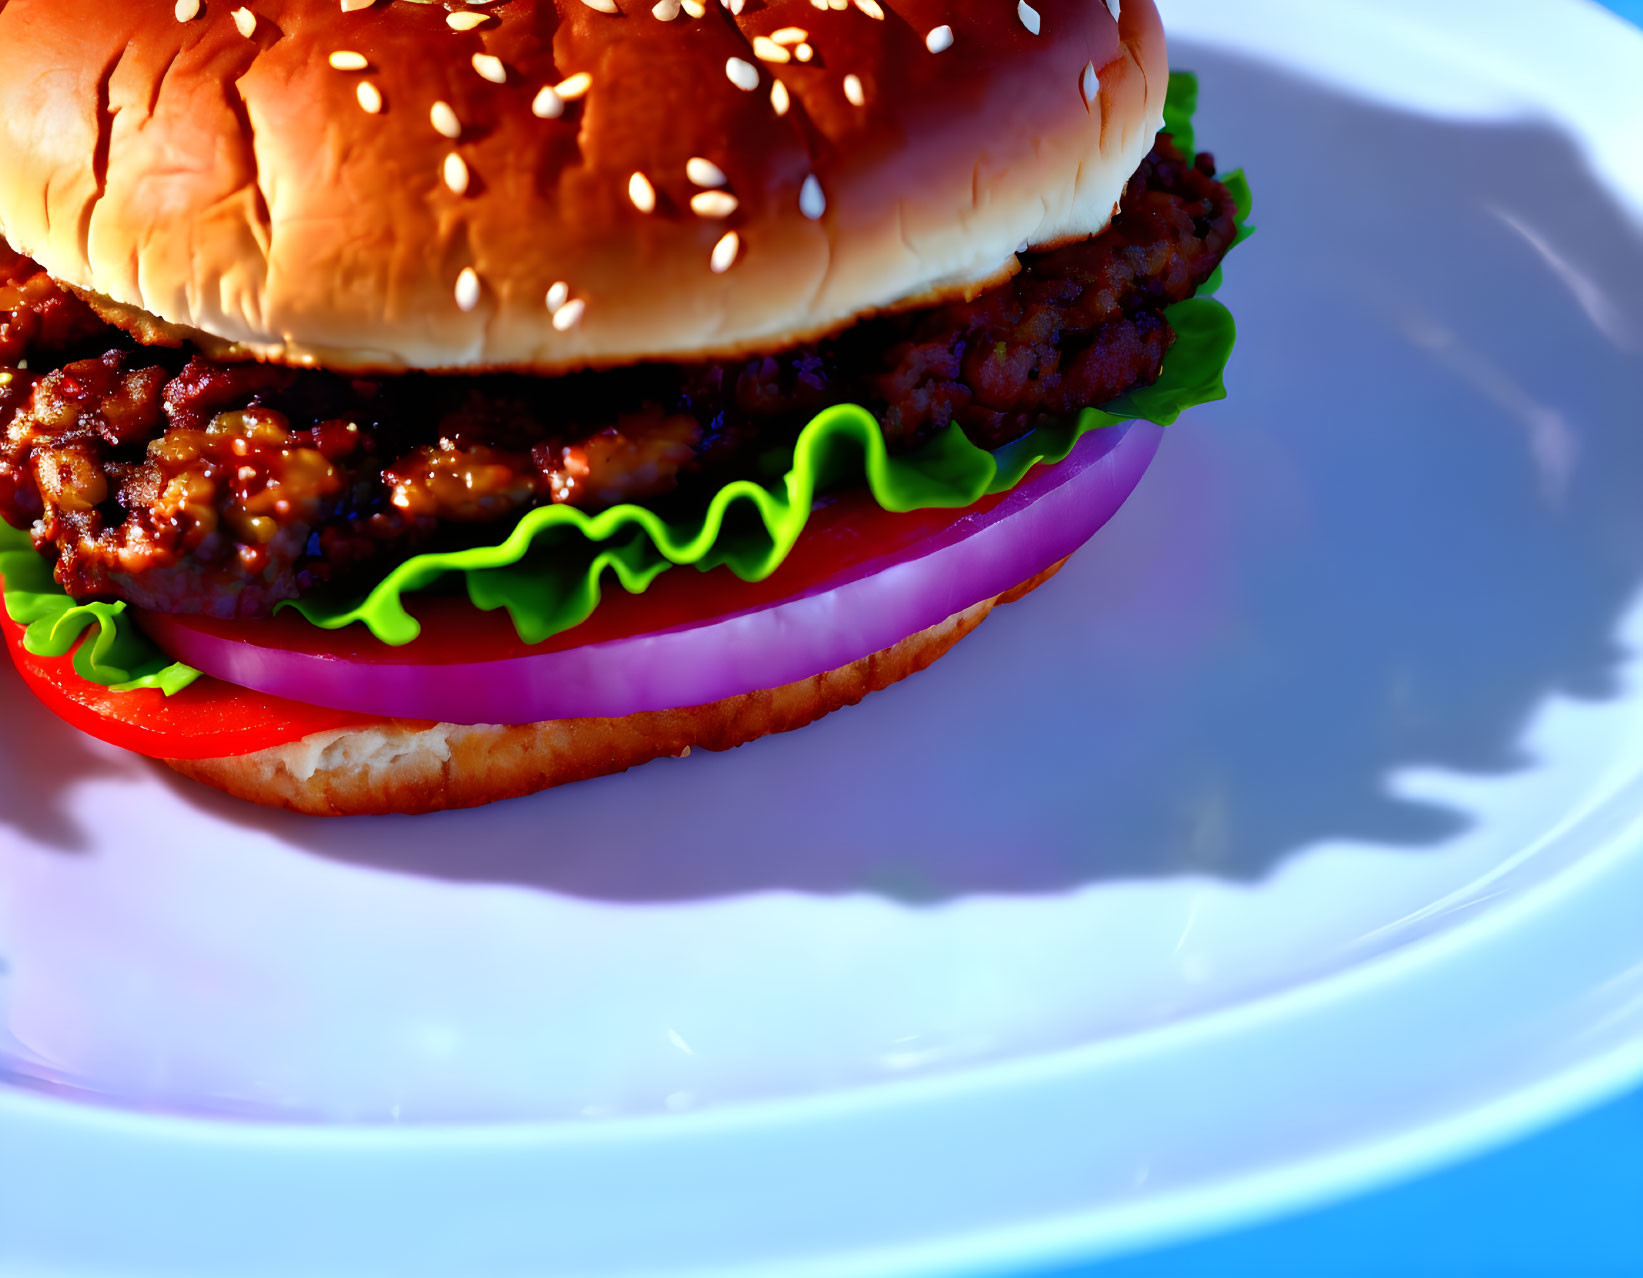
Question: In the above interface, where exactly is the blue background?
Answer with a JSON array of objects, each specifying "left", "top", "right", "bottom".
[
  {"left": 1055, "top": 1089, "right": 1643, "bottom": 1277},
  {"left": 1054, "top": 3, "right": 1643, "bottom": 1273}
]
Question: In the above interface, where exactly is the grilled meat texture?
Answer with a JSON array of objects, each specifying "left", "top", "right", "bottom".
[{"left": 0, "top": 134, "right": 1236, "bottom": 619}]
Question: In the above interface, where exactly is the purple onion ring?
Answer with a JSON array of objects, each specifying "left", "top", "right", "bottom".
[{"left": 146, "top": 422, "right": 1161, "bottom": 724}]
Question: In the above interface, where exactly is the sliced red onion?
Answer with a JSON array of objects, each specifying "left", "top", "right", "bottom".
[{"left": 143, "top": 423, "right": 1161, "bottom": 724}]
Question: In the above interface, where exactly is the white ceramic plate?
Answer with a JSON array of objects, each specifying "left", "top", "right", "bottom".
[{"left": 3, "top": 1, "right": 1642, "bottom": 1273}]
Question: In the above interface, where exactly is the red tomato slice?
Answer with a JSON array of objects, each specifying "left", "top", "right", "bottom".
[
  {"left": 0, "top": 607, "right": 373, "bottom": 760},
  {"left": 140, "top": 486, "right": 1011, "bottom": 665},
  {"left": 4, "top": 491, "right": 992, "bottom": 759}
]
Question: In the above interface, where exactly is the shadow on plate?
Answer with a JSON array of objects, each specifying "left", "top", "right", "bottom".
[
  {"left": 15, "top": 47, "right": 1643, "bottom": 901},
  {"left": 0, "top": 669, "right": 131, "bottom": 852}
]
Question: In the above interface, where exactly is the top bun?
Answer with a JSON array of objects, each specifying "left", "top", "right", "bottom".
[{"left": 0, "top": 0, "right": 1166, "bottom": 374}]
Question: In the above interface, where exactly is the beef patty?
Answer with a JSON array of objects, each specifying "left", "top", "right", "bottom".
[{"left": 0, "top": 134, "right": 1236, "bottom": 620}]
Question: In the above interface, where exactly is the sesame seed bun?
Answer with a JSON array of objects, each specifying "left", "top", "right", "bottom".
[
  {"left": 0, "top": 0, "right": 1165, "bottom": 375},
  {"left": 164, "top": 559, "right": 1064, "bottom": 816}
]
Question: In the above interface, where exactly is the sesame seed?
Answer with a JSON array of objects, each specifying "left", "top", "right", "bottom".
[
  {"left": 231, "top": 7, "right": 256, "bottom": 37},
  {"left": 808, "top": 0, "right": 828, "bottom": 9},
  {"left": 652, "top": 0, "right": 681, "bottom": 17},
  {"left": 687, "top": 157, "right": 727, "bottom": 187},
  {"left": 1106, "top": 0, "right": 1121, "bottom": 17},
  {"left": 770, "top": 26, "right": 807, "bottom": 43},
  {"left": 340, "top": 0, "right": 376, "bottom": 12},
  {"left": 827, "top": 0, "right": 847, "bottom": 9},
  {"left": 724, "top": 0, "right": 746, "bottom": 14},
  {"left": 1017, "top": 0, "right": 1040, "bottom": 33},
  {"left": 174, "top": 0, "right": 201, "bottom": 21},
  {"left": 582, "top": 0, "right": 620, "bottom": 11},
  {"left": 842, "top": 73, "right": 865, "bottom": 106},
  {"left": 795, "top": 43, "right": 813, "bottom": 61},
  {"left": 443, "top": 152, "right": 470, "bottom": 195},
  {"left": 770, "top": 80, "right": 790, "bottom": 115},
  {"left": 552, "top": 298, "right": 586, "bottom": 331},
  {"left": 710, "top": 230, "right": 739, "bottom": 274},
  {"left": 328, "top": 50, "right": 368, "bottom": 70},
  {"left": 532, "top": 86, "right": 564, "bottom": 117},
  {"left": 725, "top": 57, "right": 759, "bottom": 91},
  {"left": 545, "top": 281, "right": 570, "bottom": 312},
  {"left": 430, "top": 100, "right": 462, "bottom": 138},
  {"left": 854, "top": 0, "right": 884, "bottom": 16},
  {"left": 455, "top": 267, "right": 481, "bottom": 312},
  {"left": 356, "top": 81, "right": 383, "bottom": 113},
  {"left": 690, "top": 190, "right": 738, "bottom": 218},
  {"left": 799, "top": 174, "right": 825, "bottom": 219},
  {"left": 753, "top": 36, "right": 791, "bottom": 63},
  {"left": 681, "top": 0, "right": 706, "bottom": 15},
  {"left": 447, "top": 10, "right": 491, "bottom": 29},
  {"left": 472, "top": 53, "right": 507, "bottom": 83},
  {"left": 628, "top": 171, "right": 657, "bottom": 213},
  {"left": 924, "top": 24, "right": 953, "bottom": 52},
  {"left": 1081, "top": 61, "right": 1099, "bottom": 103},
  {"left": 555, "top": 72, "right": 593, "bottom": 98}
]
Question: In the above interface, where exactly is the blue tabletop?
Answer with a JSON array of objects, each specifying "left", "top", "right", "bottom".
[
  {"left": 1058, "top": 3, "right": 1643, "bottom": 1273},
  {"left": 1056, "top": 1088, "right": 1643, "bottom": 1277}
]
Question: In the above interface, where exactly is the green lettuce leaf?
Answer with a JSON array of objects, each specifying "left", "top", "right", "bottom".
[
  {"left": 295, "top": 293, "right": 1238, "bottom": 646},
  {"left": 0, "top": 520, "right": 199, "bottom": 693},
  {"left": 1162, "top": 68, "right": 1199, "bottom": 158},
  {"left": 1, "top": 69, "right": 1247, "bottom": 686},
  {"left": 1201, "top": 169, "right": 1254, "bottom": 297},
  {"left": 1166, "top": 70, "right": 1254, "bottom": 298}
]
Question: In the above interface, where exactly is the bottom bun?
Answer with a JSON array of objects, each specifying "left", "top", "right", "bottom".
[{"left": 166, "top": 560, "right": 1067, "bottom": 817}]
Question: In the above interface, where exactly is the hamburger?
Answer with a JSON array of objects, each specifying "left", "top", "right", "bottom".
[{"left": 0, "top": 0, "right": 1249, "bottom": 816}]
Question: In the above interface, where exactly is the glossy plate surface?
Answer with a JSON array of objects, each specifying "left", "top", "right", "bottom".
[{"left": 3, "top": 1, "right": 1643, "bottom": 1273}]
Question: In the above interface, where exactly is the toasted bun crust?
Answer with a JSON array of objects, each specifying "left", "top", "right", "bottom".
[
  {"left": 165, "top": 559, "right": 1062, "bottom": 815},
  {"left": 0, "top": 0, "right": 1165, "bottom": 373}
]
